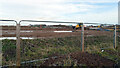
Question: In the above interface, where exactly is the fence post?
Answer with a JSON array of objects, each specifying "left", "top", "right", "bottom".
[
  {"left": 118, "top": 25, "right": 120, "bottom": 46},
  {"left": 16, "top": 23, "right": 21, "bottom": 66},
  {"left": 114, "top": 25, "right": 116, "bottom": 49},
  {"left": 81, "top": 24, "right": 84, "bottom": 52}
]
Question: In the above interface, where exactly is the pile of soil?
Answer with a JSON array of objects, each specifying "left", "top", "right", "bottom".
[{"left": 42, "top": 52, "right": 115, "bottom": 67}]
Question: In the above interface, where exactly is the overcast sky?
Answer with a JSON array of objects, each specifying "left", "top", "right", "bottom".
[{"left": 0, "top": 0, "right": 119, "bottom": 24}]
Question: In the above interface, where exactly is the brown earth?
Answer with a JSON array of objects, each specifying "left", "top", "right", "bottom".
[
  {"left": 42, "top": 51, "right": 115, "bottom": 67},
  {"left": 105, "top": 50, "right": 120, "bottom": 57},
  {"left": 1, "top": 27, "right": 114, "bottom": 38}
]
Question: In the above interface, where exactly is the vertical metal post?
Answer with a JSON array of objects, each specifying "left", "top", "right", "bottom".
[
  {"left": 16, "top": 23, "right": 21, "bottom": 66},
  {"left": 114, "top": 25, "right": 116, "bottom": 49},
  {"left": 81, "top": 24, "right": 84, "bottom": 52},
  {"left": 118, "top": 25, "right": 120, "bottom": 46},
  {"left": 0, "top": 26, "right": 2, "bottom": 66}
]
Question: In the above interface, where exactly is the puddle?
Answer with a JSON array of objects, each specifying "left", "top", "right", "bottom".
[
  {"left": 8, "top": 33, "right": 15, "bottom": 34},
  {"left": 54, "top": 31, "right": 73, "bottom": 33},
  {"left": 20, "top": 31, "right": 33, "bottom": 32},
  {"left": 0, "top": 37, "right": 34, "bottom": 40},
  {"left": 86, "top": 35, "right": 94, "bottom": 37}
]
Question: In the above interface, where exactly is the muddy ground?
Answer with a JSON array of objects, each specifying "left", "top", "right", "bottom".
[
  {"left": 41, "top": 51, "right": 116, "bottom": 66},
  {"left": 2, "top": 26, "right": 120, "bottom": 67},
  {"left": 2, "top": 27, "right": 114, "bottom": 38}
]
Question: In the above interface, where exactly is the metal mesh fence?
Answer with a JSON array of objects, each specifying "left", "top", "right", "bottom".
[
  {"left": 20, "top": 21, "right": 82, "bottom": 66},
  {"left": 0, "top": 21, "right": 17, "bottom": 66},
  {"left": 1, "top": 20, "right": 119, "bottom": 66},
  {"left": 84, "top": 24, "right": 115, "bottom": 53},
  {"left": 0, "top": 25, "right": 2, "bottom": 66},
  {"left": 117, "top": 25, "right": 120, "bottom": 52}
]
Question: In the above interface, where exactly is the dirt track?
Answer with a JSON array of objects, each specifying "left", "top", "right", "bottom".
[
  {"left": 1, "top": 26, "right": 115, "bottom": 38},
  {"left": 2, "top": 29, "right": 114, "bottom": 38}
]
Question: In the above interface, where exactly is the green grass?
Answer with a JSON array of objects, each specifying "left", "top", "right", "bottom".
[
  {"left": 2, "top": 35, "right": 120, "bottom": 66},
  {"left": 2, "top": 36, "right": 82, "bottom": 65}
]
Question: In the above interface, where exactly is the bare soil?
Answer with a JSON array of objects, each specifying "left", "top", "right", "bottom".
[
  {"left": 2, "top": 26, "right": 113, "bottom": 37},
  {"left": 42, "top": 51, "right": 115, "bottom": 66}
]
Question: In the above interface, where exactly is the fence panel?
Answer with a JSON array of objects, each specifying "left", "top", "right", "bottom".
[
  {"left": 1, "top": 20, "right": 119, "bottom": 66},
  {"left": 20, "top": 21, "right": 82, "bottom": 66},
  {"left": 0, "top": 24, "right": 2, "bottom": 66},
  {"left": 117, "top": 25, "right": 120, "bottom": 52},
  {"left": 0, "top": 21, "right": 17, "bottom": 66},
  {"left": 84, "top": 24, "right": 115, "bottom": 53}
]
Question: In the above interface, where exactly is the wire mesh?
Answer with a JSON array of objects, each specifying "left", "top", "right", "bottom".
[
  {"left": 0, "top": 25, "right": 2, "bottom": 66},
  {"left": 20, "top": 21, "right": 82, "bottom": 66},
  {"left": 0, "top": 21, "right": 17, "bottom": 66},
  {"left": 117, "top": 25, "right": 120, "bottom": 51},
  {"left": 84, "top": 24, "right": 116, "bottom": 53},
  {"left": 1, "top": 20, "right": 119, "bottom": 66}
]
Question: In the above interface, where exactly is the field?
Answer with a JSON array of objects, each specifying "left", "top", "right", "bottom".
[
  {"left": 1, "top": 26, "right": 120, "bottom": 67},
  {"left": 2, "top": 26, "right": 114, "bottom": 37}
]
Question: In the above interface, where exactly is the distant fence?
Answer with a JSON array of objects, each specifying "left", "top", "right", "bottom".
[{"left": 0, "top": 20, "right": 119, "bottom": 66}]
